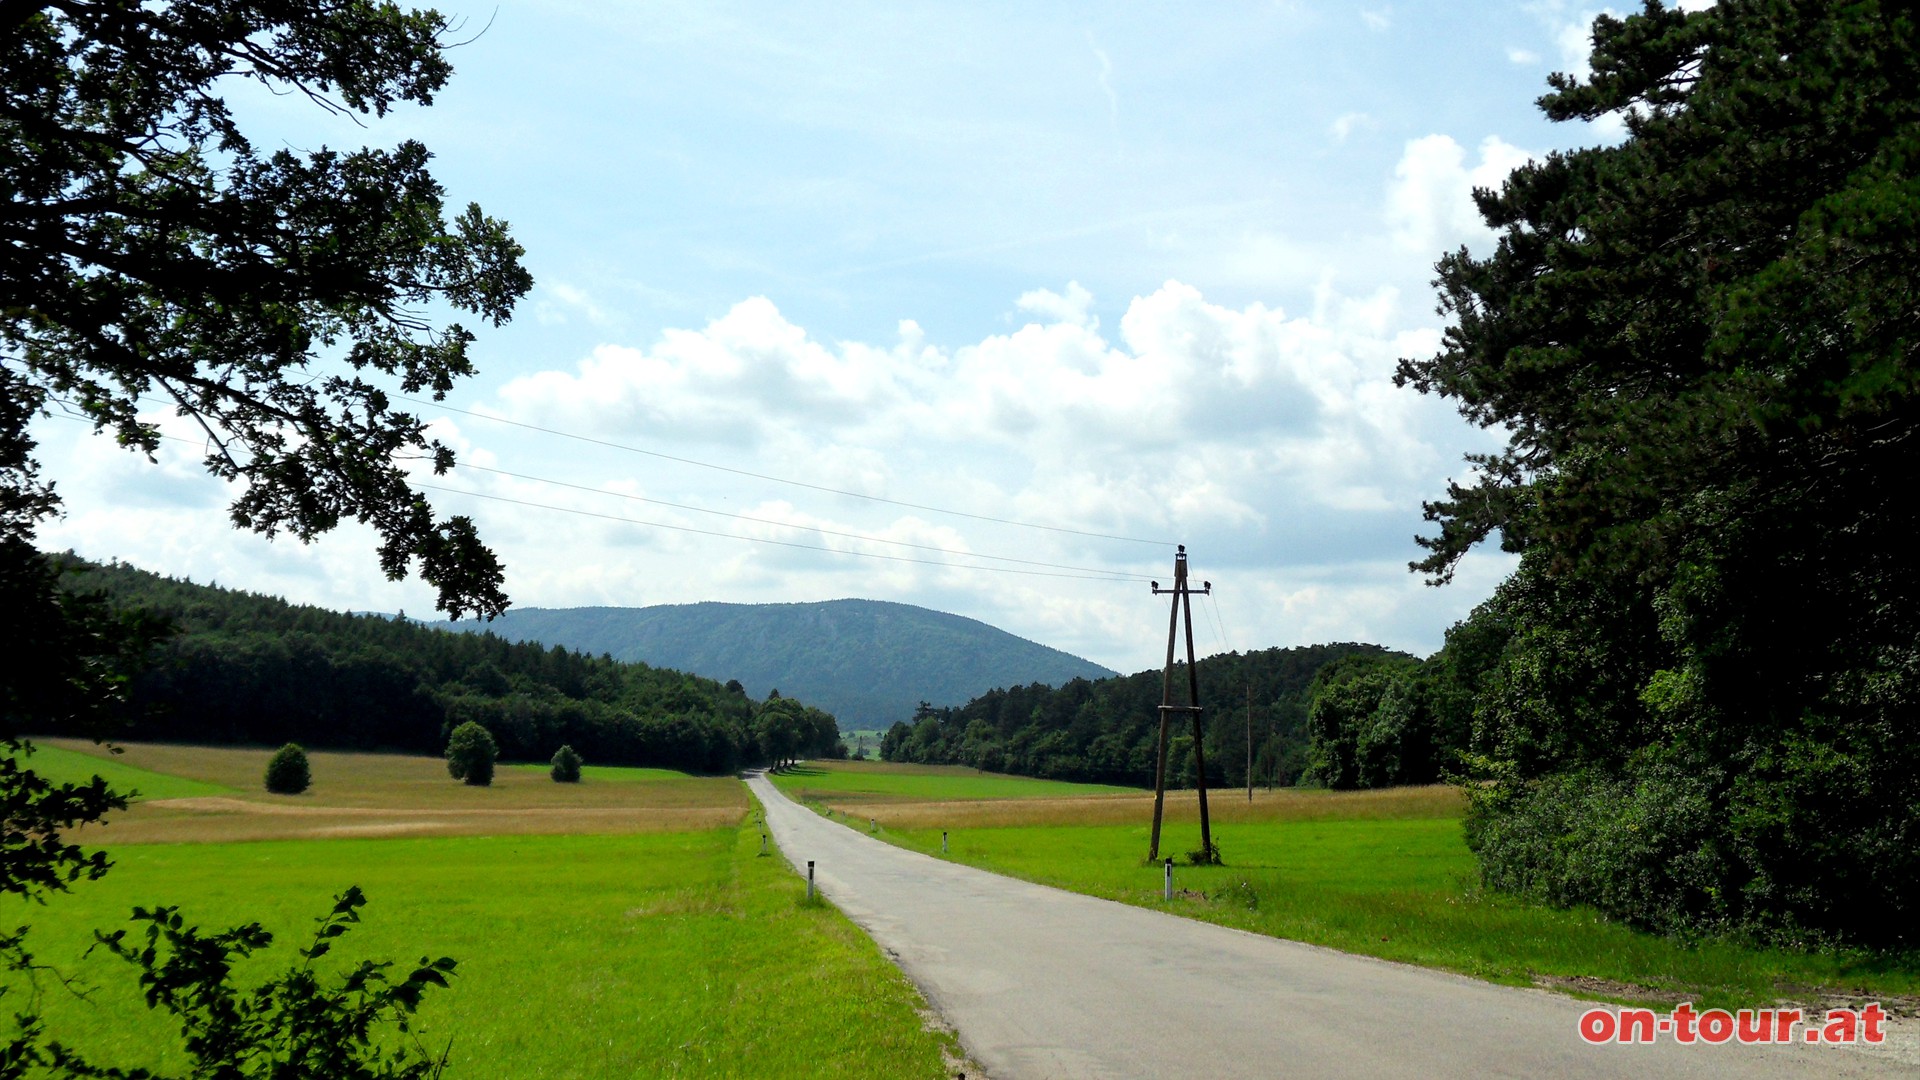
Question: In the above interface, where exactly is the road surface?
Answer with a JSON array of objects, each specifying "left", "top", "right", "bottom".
[{"left": 746, "top": 772, "right": 1914, "bottom": 1080}]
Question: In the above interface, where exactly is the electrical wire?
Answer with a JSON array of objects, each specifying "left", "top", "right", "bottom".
[
  {"left": 451, "top": 462, "right": 1143, "bottom": 581},
  {"left": 399, "top": 395, "right": 1174, "bottom": 548},
  {"left": 412, "top": 482, "right": 1151, "bottom": 583},
  {"left": 1203, "top": 590, "right": 1234, "bottom": 658},
  {"left": 42, "top": 399, "right": 1159, "bottom": 585}
]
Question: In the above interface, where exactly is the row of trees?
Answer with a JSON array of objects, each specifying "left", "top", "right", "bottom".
[
  {"left": 47, "top": 556, "right": 846, "bottom": 773},
  {"left": 881, "top": 644, "right": 1390, "bottom": 787},
  {"left": 1298, "top": 608, "right": 1505, "bottom": 790},
  {"left": 1396, "top": 0, "right": 1920, "bottom": 949}
]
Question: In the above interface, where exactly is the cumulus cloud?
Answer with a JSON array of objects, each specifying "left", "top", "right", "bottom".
[
  {"left": 1016, "top": 281, "right": 1097, "bottom": 329},
  {"left": 34, "top": 272, "right": 1511, "bottom": 670},
  {"left": 1385, "top": 133, "right": 1533, "bottom": 255},
  {"left": 468, "top": 273, "right": 1505, "bottom": 667}
]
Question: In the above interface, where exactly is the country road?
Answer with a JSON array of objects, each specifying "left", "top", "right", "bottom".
[{"left": 746, "top": 772, "right": 1914, "bottom": 1080}]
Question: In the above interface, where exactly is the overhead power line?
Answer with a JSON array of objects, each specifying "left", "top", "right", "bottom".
[
  {"left": 452, "top": 462, "right": 1141, "bottom": 580},
  {"left": 398, "top": 395, "right": 1174, "bottom": 548},
  {"left": 413, "top": 482, "right": 1150, "bottom": 583},
  {"left": 43, "top": 400, "right": 1158, "bottom": 585}
]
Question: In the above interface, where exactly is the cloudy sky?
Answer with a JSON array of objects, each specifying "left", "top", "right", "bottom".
[{"left": 35, "top": 1, "right": 1646, "bottom": 674}]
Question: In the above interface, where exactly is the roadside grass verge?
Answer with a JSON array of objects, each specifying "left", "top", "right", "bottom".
[
  {"left": 792, "top": 764, "right": 1919, "bottom": 1011},
  {"left": 6, "top": 807, "right": 956, "bottom": 1077},
  {"left": 769, "top": 759, "right": 1136, "bottom": 803}
]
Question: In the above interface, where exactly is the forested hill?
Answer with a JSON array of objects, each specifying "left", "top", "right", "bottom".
[
  {"left": 424, "top": 600, "right": 1118, "bottom": 730},
  {"left": 44, "top": 557, "right": 841, "bottom": 773},
  {"left": 882, "top": 642, "right": 1403, "bottom": 788}
]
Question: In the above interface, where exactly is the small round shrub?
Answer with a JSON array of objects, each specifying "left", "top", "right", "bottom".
[
  {"left": 550, "top": 744, "right": 583, "bottom": 783},
  {"left": 264, "top": 743, "right": 310, "bottom": 795},
  {"left": 444, "top": 721, "right": 497, "bottom": 787}
]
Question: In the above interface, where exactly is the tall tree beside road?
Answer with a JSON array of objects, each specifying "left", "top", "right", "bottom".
[
  {"left": 1, "top": 0, "right": 529, "bottom": 619},
  {"left": 2, "top": 3, "right": 526, "bottom": 1069},
  {"left": 1400, "top": 0, "right": 1920, "bottom": 945}
]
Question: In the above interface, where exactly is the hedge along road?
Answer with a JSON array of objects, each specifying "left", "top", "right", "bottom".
[{"left": 745, "top": 772, "right": 1913, "bottom": 1080}]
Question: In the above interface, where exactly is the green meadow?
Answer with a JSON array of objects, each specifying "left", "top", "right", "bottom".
[
  {"left": 5, "top": 744, "right": 960, "bottom": 1079},
  {"left": 16, "top": 741, "right": 234, "bottom": 801},
  {"left": 770, "top": 759, "right": 1135, "bottom": 803},
  {"left": 787, "top": 761, "right": 1920, "bottom": 1011}
]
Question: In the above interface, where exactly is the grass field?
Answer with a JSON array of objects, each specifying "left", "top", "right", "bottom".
[
  {"left": 787, "top": 761, "right": 1920, "bottom": 1011},
  {"left": 18, "top": 741, "right": 234, "bottom": 801},
  {"left": 36, "top": 738, "right": 748, "bottom": 843},
  {"left": 5, "top": 742, "right": 964, "bottom": 1078},
  {"left": 770, "top": 759, "right": 1137, "bottom": 803}
]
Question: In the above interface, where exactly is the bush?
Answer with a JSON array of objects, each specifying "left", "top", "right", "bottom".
[
  {"left": 550, "top": 744, "right": 582, "bottom": 783},
  {"left": 264, "top": 743, "right": 310, "bottom": 795},
  {"left": 1466, "top": 759, "right": 1732, "bottom": 936},
  {"left": 444, "top": 721, "right": 497, "bottom": 787},
  {"left": 36, "top": 887, "right": 458, "bottom": 1078}
]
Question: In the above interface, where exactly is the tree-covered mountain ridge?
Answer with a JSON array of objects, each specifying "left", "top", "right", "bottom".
[
  {"left": 44, "top": 556, "right": 842, "bottom": 772},
  {"left": 424, "top": 599, "right": 1119, "bottom": 731}
]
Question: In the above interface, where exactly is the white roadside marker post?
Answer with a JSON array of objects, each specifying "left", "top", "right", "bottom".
[
  {"left": 807, "top": 860, "right": 815, "bottom": 902},
  {"left": 942, "top": 830, "right": 949, "bottom": 854},
  {"left": 1164, "top": 858, "right": 1173, "bottom": 901}
]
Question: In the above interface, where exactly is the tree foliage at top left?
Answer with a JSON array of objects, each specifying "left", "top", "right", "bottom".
[{"left": 0, "top": 0, "right": 531, "bottom": 618}]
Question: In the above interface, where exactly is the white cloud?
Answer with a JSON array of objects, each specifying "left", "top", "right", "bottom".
[
  {"left": 1089, "top": 39, "right": 1119, "bottom": 131},
  {"left": 1556, "top": 17, "right": 1597, "bottom": 78},
  {"left": 1385, "top": 133, "right": 1534, "bottom": 255},
  {"left": 1361, "top": 9, "right": 1391, "bottom": 32},
  {"left": 1507, "top": 47, "right": 1541, "bottom": 64},
  {"left": 532, "top": 281, "right": 614, "bottom": 328},
  {"left": 34, "top": 251, "right": 1515, "bottom": 672},
  {"left": 1016, "top": 281, "right": 1098, "bottom": 329},
  {"left": 453, "top": 273, "right": 1502, "bottom": 668},
  {"left": 1329, "top": 111, "right": 1375, "bottom": 142}
]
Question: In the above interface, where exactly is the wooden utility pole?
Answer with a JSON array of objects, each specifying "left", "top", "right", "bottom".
[
  {"left": 1147, "top": 546, "right": 1217, "bottom": 864},
  {"left": 1246, "top": 684, "right": 1254, "bottom": 803}
]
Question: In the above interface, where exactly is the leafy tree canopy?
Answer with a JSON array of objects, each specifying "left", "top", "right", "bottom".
[
  {"left": 2, "top": 0, "right": 531, "bottom": 618},
  {"left": 443, "top": 720, "right": 496, "bottom": 786},
  {"left": 2, "top": 4, "right": 523, "bottom": 1066}
]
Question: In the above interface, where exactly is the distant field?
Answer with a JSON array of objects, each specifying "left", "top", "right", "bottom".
[
  {"left": 770, "top": 759, "right": 1137, "bottom": 803},
  {"left": 36, "top": 738, "right": 746, "bottom": 843},
  {"left": 797, "top": 762, "right": 1920, "bottom": 1011},
  {"left": 837, "top": 729, "right": 886, "bottom": 757},
  {"left": 5, "top": 744, "right": 961, "bottom": 1078},
  {"left": 15, "top": 741, "right": 233, "bottom": 802}
]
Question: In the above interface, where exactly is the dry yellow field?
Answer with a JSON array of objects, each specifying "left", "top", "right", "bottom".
[
  {"left": 41, "top": 738, "right": 747, "bottom": 843},
  {"left": 794, "top": 773, "right": 1463, "bottom": 830}
]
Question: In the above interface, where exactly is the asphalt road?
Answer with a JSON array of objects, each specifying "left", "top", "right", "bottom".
[{"left": 747, "top": 772, "right": 1915, "bottom": 1080}]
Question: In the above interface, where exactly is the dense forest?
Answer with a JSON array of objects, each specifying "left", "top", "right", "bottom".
[
  {"left": 881, "top": 642, "right": 1412, "bottom": 788},
  {"left": 42, "top": 556, "right": 843, "bottom": 773}
]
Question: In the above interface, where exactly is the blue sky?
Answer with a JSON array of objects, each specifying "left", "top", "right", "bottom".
[{"left": 35, "top": 1, "right": 1648, "bottom": 673}]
